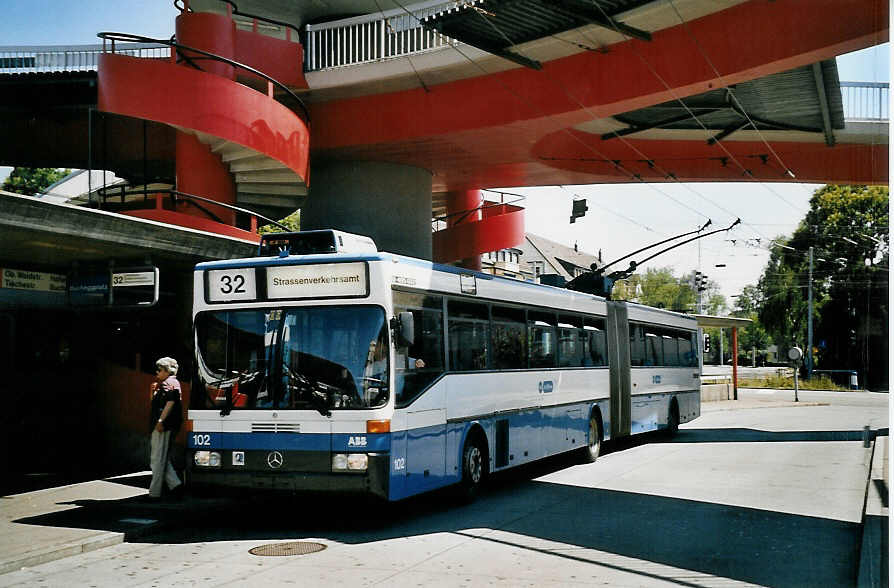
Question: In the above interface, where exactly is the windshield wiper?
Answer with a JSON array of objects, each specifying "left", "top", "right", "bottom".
[{"left": 285, "top": 367, "right": 332, "bottom": 417}]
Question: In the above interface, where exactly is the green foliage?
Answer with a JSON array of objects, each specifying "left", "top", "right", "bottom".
[
  {"left": 752, "top": 184, "right": 888, "bottom": 388},
  {"left": 738, "top": 374, "right": 848, "bottom": 391},
  {"left": 259, "top": 209, "right": 300, "bottom": 234},
  {"left": 731, "top": 284, "right": 769, "bottom": 353},
  {"left": 2, "top": 167, "right": 71, "bottom": 196},
  {"left": 612, "top": 266, "right": 725, "bottom": 314}
]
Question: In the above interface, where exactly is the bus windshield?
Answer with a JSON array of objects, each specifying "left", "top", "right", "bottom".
[{"left": 194, "top": 306, "right": 389, "bottom": 412}]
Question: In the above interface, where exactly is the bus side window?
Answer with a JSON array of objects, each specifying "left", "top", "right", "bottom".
[
  {"left": 557, "top": 314, "right": 582, "bottom": 367},
  {"left": 528, "top": 311, "right": 556, "bottom": 368},
  {"left": 583, "top": 316, "right": 607, "bottom": 366},
  {"left": 629, "top": 324, "right": 645, "bottom": 366},
  {"left": 393, "top": 291, "right": 445, "bottom": 405},
  {"left": 447, "top": 300, "right": 488, "bottom": 371},
  {"left": 491, "top": 305, "right": 526, "bottom": 369},
  {"left": 679, "top": 331, "right": 696, "bottom": 367},
  {"left": 644, "top": 331, "right": 662, "bottom": 366},
  {"left": 662, "top": 332, "right": 679, "bottom": 366}
]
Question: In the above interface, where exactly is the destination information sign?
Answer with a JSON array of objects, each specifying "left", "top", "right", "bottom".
[{"left": 267, "top": 262, "right": 367, "bottom": 299}]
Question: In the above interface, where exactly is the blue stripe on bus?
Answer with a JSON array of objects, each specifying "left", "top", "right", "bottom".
[{"left": 188, "top": 432, "right": 390, "bottom": 452}]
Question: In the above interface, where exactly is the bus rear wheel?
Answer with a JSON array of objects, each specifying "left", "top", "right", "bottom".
[
  {"left": 667, "top": 400, "right": 680, "bottom": 437},
  {"left": 581, "top": 411, "right": 602, "bottom": 463},
  {"left": 458, "top": 436, "right": 486, "bottom": 502}
]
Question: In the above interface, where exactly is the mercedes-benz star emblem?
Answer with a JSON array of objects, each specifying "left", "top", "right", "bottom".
[{"left": 266, "top": 451, "right": 284, "bottom": 469}]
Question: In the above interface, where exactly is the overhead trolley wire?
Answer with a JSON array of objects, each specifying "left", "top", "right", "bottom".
[
  {"left": 389, "top": 0, "right": 722, "bottom": 226},
  {"left": 585, "top": 0, "right": 806, "bottom": 215},
  {"left": 392, "top": 0, "right": 783, "bottom": 265},
  {"left": 664, "top": 0, "right": 799, "bottom": 179},
  {"left": 461, "top": 1, "right": 781, "bottom": 246},
  {"left": 459, "top": 3, "right": 720, "bottom": 224}
]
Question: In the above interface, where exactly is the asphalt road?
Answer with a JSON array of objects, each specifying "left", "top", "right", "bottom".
[{"left": 1, "top": 389, "right": 887, "bottom": 587}]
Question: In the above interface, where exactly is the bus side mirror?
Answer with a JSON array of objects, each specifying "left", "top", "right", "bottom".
[{"left": 396, "top": 311, "right": 415, "bottom": 347}]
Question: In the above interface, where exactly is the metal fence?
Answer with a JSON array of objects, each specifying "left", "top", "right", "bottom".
[
  {"left": 840, "top": 81, "right": 889, "bottom": 121},
  {"left": 304, "top": 0, "right": 459, "bottom": 71},
  {"left": 0, "top": 43, "right": 170, "bottom": 74}
]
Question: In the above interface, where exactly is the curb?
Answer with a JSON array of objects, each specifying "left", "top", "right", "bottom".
[
  {"left": 857, "top": 435, "right": 889, "bottom": 587},
  {"left": 0, "top": 531, "right": 124, "bottom": 576}
]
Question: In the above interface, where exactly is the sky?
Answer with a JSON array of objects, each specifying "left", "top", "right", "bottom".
[{"left": 1, "top": 1, "right": 889, "bottom": 304}]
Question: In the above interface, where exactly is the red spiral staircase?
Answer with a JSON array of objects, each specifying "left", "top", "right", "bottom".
[
  {"left": 95, "top": 4, "right": 523, "bottom": 264},
  {"left": 96, "top": 8, "right": 310, "bottom": 242}
]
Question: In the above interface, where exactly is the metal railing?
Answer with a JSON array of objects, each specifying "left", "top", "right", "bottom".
[
  {"left": 87, "top": 185, "right": 288, "bottom": 232},
  {"left": 98, "top": 32, "right": 309, "bottom": 122},
  {"left": 0, "top": 43, "right": 169, "bottom": 74},
  {"left": 305, "top": 0, "right": 459, "bottom": 71},
  {"left": 840, "top": 81, "right": 889, "bottom": 121}
]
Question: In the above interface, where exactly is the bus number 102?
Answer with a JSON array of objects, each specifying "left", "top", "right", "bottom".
[{"left": 193, "top": 434, "right": 211, "bottom": 446}]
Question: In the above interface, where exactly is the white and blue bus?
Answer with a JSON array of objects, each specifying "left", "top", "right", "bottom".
[{"left": 187, "top": 230, "right": 701, "bottom": 501}]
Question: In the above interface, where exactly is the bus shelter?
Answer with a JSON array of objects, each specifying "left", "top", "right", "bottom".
[{"left": 693, "top": 314, "right": 753, "bottom": 400}]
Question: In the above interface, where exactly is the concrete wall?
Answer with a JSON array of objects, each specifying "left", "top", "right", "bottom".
[
  {"left": 701, "top": 383, "right": 731, "bottom": 402},
  {"left": 302, "top": 161, "right": 433, "bottom": 259}
]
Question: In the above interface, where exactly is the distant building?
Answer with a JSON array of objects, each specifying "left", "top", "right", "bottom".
[{"left": 481, "top": 233, "right": 602, "bottom": 285}]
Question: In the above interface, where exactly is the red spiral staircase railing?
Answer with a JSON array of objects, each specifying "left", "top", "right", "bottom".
[
  {"left": 432, "top": 190, "right": 525, "bottom": 267},
  {"left": 95, "top": 8, "right": 309, "bottom": 241}
]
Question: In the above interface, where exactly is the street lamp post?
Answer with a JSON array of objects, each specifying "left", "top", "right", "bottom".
[{"left": 807, "top": 247, "right": 814, "bottom": 379}]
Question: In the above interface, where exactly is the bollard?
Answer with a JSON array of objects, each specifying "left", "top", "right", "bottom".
[
  {"left": 863, "top": 425, "right": 871, "bottom": 448},
  {"left": 850, "top": 371, "right": 859, "bottom": 390}
]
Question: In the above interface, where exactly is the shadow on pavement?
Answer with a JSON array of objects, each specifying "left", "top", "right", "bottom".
[
  {"left": 674, "top": 426, "right": 889, "bottom": 444},
  {"left": 11, "top": 431, "right": 873, "bottom": 587}
]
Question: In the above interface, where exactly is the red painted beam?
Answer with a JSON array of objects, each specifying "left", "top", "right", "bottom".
[
  {"left": 532, "top": 130, "right": 889, "bottom": 185},
  {"left": 310, "top": 0, "right": 887, "bottom": 150}
]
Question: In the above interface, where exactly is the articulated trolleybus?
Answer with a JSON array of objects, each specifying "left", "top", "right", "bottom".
[{"left": 188, "top": 230, "right": 701, "bottom": 500}]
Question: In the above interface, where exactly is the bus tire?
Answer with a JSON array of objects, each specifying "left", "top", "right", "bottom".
[
  {"left": 666, "top": 399, "right": 680, "bottom": 437},
  {"left": 581, "top": 409, "right": 602, "bottom": 463},
  {"left": 458, "top": 432, "right": 487, "bottom": 502}
]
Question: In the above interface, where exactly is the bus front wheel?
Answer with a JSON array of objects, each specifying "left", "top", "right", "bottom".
[{"left": 459, "top": 436, "right": 486, "bottom": 502}]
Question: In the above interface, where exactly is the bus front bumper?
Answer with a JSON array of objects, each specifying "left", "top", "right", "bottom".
[{"left": 186, "top": 451, "right": 390, "bottom": 499}]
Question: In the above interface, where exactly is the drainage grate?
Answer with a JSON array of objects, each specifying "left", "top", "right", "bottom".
[{"left": 249, "top": 542, "right": 327, "bottom": 557}]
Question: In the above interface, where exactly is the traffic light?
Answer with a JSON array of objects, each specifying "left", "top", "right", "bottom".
[
  {"left": 703, "top": 333, "right": 711, "bottom": 353},
  {"left": 693, "top": 271, "right": 708, "bottom": 292},
  {"left": 570, "top": 199, "right": 588, "bottom": 223}
]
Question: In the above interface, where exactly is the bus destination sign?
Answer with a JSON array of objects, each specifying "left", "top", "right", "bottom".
[{"left": 267, "top": 262, "right": 367, "bottom": 299}]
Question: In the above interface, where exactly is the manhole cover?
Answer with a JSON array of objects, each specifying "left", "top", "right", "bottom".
[{"left": 249, "top": 542, "right": 327, "bottom": 557}]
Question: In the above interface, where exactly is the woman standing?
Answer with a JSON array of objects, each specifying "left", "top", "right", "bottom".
[{"left": 149, "top": 356, "right": 183, "bottom": 499}]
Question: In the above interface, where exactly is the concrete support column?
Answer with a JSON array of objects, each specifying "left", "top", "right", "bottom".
[
  {"left": 446, "top": 189, "right": 482, "bottom": 271},
  {"left": 302, "top": 161, "right": 433, "bottom": 259},
  {"left": 175, "top": 131, "right": 236, "bottom": 224}
]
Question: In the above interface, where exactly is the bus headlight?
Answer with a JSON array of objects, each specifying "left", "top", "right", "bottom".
[
  {"left": 332, "top": 453, "right": 368, "bottom": 471},
  {"left": 347, "top": 454, "right": 368, "bottom": 471},
  {"left": 194, "top": 451, "right": 221, "bottom": 467},
  {"left": 332, "top": 454, "right": 348, "bottom": 470}
]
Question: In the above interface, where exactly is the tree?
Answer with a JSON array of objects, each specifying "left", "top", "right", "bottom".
[
  {"left": 612, "top": 266, "right": 726, "bottom": 314},
  {"left": 2, "top": 167, "right": 71, "bottom": 196},
  {"left": 755, "top": 185, "right": 888, "bottom": 388},
  {"left": 730, "top": 284, "right": 770, "bottom": 363},
  {"left": 259, "top": 209, "right": 300, "bottom": 234}
]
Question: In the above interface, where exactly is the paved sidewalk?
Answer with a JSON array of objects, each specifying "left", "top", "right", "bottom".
[
  {"left": 703, "top": 398, "right": 828, "bottom": 412},
  {"left": 0, "top": 473, "right": 182, "bottom": 575}
]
